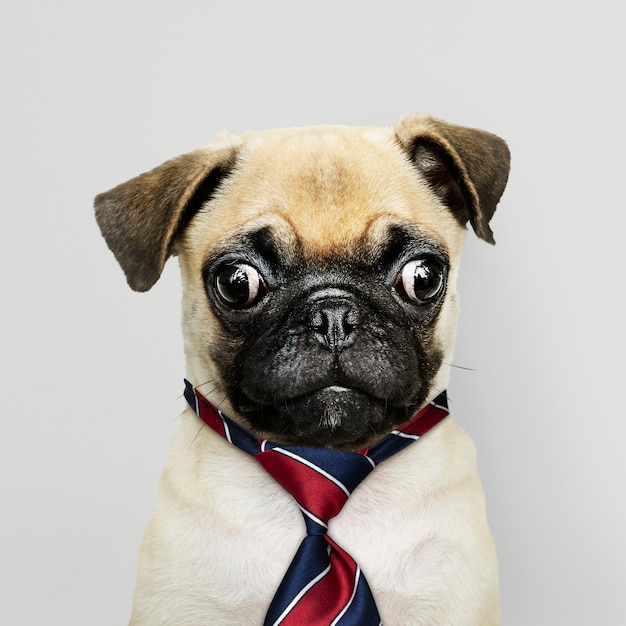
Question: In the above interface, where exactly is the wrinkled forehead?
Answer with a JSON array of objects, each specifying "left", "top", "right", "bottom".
[{"left": 185, "top": 126, "right": 465, "bottom": 260}]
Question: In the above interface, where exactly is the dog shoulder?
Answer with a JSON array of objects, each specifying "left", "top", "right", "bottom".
[
  {"left": 334, "top": 418, "right": 499, "bottom": 625},
  {"left": 129, "top": 409, "right": 304, "bottom": 624}
]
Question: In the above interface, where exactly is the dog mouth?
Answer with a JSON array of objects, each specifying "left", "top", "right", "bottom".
[{"left": 236, "top": 385, "right": 416, "bottom": 449}]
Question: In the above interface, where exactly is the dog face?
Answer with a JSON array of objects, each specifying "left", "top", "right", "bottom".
[{"left": 95, "top": 116, "right": 509, "bottom": 449}]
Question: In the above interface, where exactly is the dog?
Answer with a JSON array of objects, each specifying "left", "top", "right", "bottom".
[{"left": 95, "top": 113, "right": 510, "bottom": 625}]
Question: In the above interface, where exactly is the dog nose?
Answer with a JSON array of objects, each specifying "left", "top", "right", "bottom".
[{"left": 308, "top": 294, "right": 360, "bottom": 352}]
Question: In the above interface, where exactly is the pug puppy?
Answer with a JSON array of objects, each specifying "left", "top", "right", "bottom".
[{"left": 95, "top": 114, "right": 510, "bottom": 625}]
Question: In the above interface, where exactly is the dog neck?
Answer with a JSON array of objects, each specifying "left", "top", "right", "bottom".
[{"left": 183, "top": 379, "right": 449, "bottom": 460}]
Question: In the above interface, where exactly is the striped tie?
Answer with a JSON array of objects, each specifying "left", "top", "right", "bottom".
[{"left": 184, "top": 380, "right": 448, "bottom": 625}]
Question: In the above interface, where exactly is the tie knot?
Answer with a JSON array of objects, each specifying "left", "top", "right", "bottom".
[{"left": 256, "top": 444, "right": 375, "bottom": 531}]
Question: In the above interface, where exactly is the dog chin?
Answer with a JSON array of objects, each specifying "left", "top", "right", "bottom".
[{"left": 237, "top": 386, "right": 416, "bottom": 449}]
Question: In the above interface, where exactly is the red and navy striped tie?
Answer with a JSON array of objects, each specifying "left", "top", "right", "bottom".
[{"left": 184, "top": 380, "right": 448, "bottom": 625}]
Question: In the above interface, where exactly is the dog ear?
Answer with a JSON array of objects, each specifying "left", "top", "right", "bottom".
[
  {"left": 395, "top": 114, "right": 510, "bottom": 243},
  {"left": 94, "top": 142, "right": 239, "bottom": 291}
]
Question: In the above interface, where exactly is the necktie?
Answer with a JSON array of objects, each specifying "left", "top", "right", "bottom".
[{"left": 184, "top": 380, "right": 448, "bottom": 625}]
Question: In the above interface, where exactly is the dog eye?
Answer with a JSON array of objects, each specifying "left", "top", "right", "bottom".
[
  {"left": 395, "top": 258, "right": 445, "bottom": 305},
  {"left": 214, "top": 264, "right": 266, "bottom": 309}
]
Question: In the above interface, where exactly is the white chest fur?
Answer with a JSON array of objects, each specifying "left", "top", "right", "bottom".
[{"left": 129, "top": 410, "right": 499, "bottom": 625}]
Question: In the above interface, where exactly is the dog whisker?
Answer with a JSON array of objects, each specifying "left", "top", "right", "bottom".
[
  {"left": 445, "top": 362, "right": 477, "bottom": 371},
  {"left": 187, "top": 423, "right": 206, "bottom": 449},
  {"left": 213, "top": 396, "right": 228, "bottom": 410},
  {"left": 196, "top": 377, "right": 220, "bottom": 390}
]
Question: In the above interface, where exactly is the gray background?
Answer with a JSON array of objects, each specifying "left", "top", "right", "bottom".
[{"left": 2, "top": 1, "right": 625, "bottom": 624}]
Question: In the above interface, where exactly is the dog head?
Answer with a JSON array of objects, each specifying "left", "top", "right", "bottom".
[{"left": 95, "top": 114, "right": 509, "bottom": 449}]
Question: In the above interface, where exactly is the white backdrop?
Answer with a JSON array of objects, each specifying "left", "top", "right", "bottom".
[{"left": 2, "top": 1, "right": 625, "bottom": 624}]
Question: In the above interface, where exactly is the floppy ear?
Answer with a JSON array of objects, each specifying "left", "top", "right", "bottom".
[
  {"left": 394, "top": 114, "right": 510, "bottom": 243},
  {"left": 94, "top": 142, "right": 239, "bottom": 291}
]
